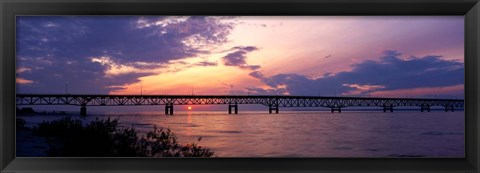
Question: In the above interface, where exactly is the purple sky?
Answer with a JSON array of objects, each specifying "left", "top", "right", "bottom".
[{"left": 16, "top": 16, "right": 464, "bottom": 99}]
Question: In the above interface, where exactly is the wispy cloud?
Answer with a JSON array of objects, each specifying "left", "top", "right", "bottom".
[
  {"left": 16, "top": 77, "right": 34, "bottom": 85},
  {"left": 195, "top": 61, "right": 218, "bottom": 66},
  {"left": 16, "top": 67, "right": 31, "bottom": 73}
]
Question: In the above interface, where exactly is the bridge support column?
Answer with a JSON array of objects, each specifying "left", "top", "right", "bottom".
[
  {"left": 80, "top": 104, "right": 87, "bottom": 116},
  {"left": 331, "top": 107, "right": 341, "bottom": 113},
  {"left": 228, "top": 103, "right": 238, "bottom": 114},
  {"left": 444, "top": 105, "right": 454, "bottom": 112},
  {"left": 383, "top": 105, "right": 393, "bottom": 112},
  {"left": 420, "top": 105, "right": 430, "bottom": 112},
  {"left": 269, "top": 105, "right": 279, "bottom": 114},
  {"left": 165, "top": 103, "right": 174, "bottom": 115}
]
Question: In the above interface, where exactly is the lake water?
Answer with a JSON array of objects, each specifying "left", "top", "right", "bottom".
[{"left": 17, "top": 110, "right": 465, "bottom": 157}]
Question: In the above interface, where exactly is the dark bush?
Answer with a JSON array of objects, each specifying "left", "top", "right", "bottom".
[
  {"left": 16, "top": 118, "right": 27, "bottom": 129},
  {"left": 34, "top": 117, "right": 214, "bottom": 157}
]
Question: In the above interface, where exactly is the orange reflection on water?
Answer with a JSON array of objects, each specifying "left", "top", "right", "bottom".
[{"left": 186, "top": 111, "right": 192, "bottom": 136}]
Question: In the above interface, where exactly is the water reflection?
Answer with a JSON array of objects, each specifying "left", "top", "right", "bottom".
[
  {"left": 186, "top": 111, "right": 192, "bottom": 136},
  {"left": 17, "top": 111, "right": 465, "bottom": 157}
]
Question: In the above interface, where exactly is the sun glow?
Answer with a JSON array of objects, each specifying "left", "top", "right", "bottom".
[{"left": 187, "top": 106, "right": 192, "bottom": 110}]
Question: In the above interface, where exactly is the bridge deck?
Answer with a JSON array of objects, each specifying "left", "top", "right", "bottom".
[{"left": 16, "top": 94, "right": 464, "bottom": 115}]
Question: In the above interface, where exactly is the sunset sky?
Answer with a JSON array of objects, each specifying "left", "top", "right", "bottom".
[{"left": 16, "top": 16, "right": 464, "bottom": 98}]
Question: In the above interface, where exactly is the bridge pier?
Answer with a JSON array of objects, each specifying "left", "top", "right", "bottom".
[
  {"left": 80, "top": 104, "right": 87, "bottom": 116},
  {"left": 331, "top": 107, "right": 341, "bottom": 113},
  {"left": 228, "top": 103, "right": 238, "bottom": 114},
  {"left": 269, "top": 105, "right": 279, "bottom": 114},
  {"left": 165, "top": 103, "right": 174, "bottom": 115},
  {"left": 420, "top": 105, "right": 430, "bottom": 112},
  {"left": 383, "top": 105, "right": 393, "bottom": 112},
  {"left": 444, "top": 105, "right": 455, "bottom": 112}
]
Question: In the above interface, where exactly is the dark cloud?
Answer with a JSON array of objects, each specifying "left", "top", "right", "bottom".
[
  {"left": 16, "top": 55, "right": 155, "bottom": 94},
  {"left": 245, "top": 87, "right": 287, "bottom": 95},
  {"left": 244, "top": 65, "right": 261, "bottom": 70},
  {"left": 18, "top": 16, "right": 234, "bottom": 63},
  {"left": 16, "top": 16, "right": 236, "bottom": 93},
  {"left": 242, "top": 22, "right": 283, "bottom": 29},
  {"left": 249, "top": 51, "right": 464, "bottom": 97},
  {"left": 232, "top": 46, "right": 258, "bottom": 52},
  {"left": 195, "top": 61, "right": 218, "bottom": 66},
  {"left": 222, "top": 46, "right": 261, "bottom": 70},
  {"left": 322, "top": 72, "right": 333, "bottom": 77},
  {"left": 249, "top": 71, "right": 265, "bottom": 79}
]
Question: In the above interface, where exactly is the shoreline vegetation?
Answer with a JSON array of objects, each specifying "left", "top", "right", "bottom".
[{"left": 16, "top": 117, "right": 214, "bottom": 157}]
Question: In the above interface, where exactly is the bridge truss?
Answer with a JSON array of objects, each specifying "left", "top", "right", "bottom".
[{"left": 16, "top": 94, "right": 464, "bottom": 115}]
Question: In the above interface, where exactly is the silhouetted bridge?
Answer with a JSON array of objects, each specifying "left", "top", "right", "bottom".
[{"left": 16, "top": 94, "right": 464, "bottom": 115}]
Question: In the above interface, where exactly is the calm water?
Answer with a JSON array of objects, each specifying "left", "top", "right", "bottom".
[{"left": 17, "top": 111, "right": 464, "bottom": 157}]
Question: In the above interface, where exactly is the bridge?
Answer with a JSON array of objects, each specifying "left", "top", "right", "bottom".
[{"left": 16, "top": 94, "right": 464, "bottom": 115}]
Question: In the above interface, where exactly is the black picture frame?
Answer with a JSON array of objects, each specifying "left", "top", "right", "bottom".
[{"left": 1, "top": 0, "right": 479, "bottom": 172}]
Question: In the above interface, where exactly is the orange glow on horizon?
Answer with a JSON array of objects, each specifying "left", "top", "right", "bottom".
[
  {"left": 109, "top": 60, "right": 266, "bottom": 95},
  {"left": 187, "top": 106, "right": 192, "bottom": 110},
  {"left": 368, "top": 84, "right": 463, "bottom": 98},
  {"left": 97, "top": 16, "right": 464, "bottom": 97}
]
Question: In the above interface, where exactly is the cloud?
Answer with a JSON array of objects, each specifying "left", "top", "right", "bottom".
[
  {"left": 368, "top": 84, "right": 463, "bottom": 98},
  {"left": 249, "top": 71, "right": 265, "bottom": 79},
  {"left": 16, "top": 16, "right": 236, "bottom": 94},
  {"left": 222, "top": 46, "right": 261, "bottom": 70},
  {"left": 322, "top": 72, "right": 333, "bottom": 77},
  {"left": 89, "top": 56, "right": 161, "bottom": 77},
  {"left": 243, "top": 65, "right": 261, "bottom": 70},
  {"left": 241, "top": 21, "right": 283, "bottom": 29},
  {"left": 17, "top": 16, "right": 235, "bottom": 63},
  {"left": 16, "top": 67, "right": 31, "bottom": 73},
  {"left": 245, "top": 87, "right": 288, "bottom": 95},
  {"left": 342, "top": 84, "right": 386, "bottom": 95},
  {"left": 249, "top": 51, "right": 463, "bottom": 98},
  {"left": 195, "top": 61, "right": 217, "bottom": 66},
  {"left": 16, "top": 54, "right": 152, "bottom": 93},
  {"left": 231, "top": 46, "right": 258, "bottom": 52},
  {"left": 16, "top": 78, "right": 34, "bottom": 85}
]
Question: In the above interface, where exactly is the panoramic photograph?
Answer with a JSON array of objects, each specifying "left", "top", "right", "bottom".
[{"left": 15, "top": 16, "right": 464, "bottom": 157}]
